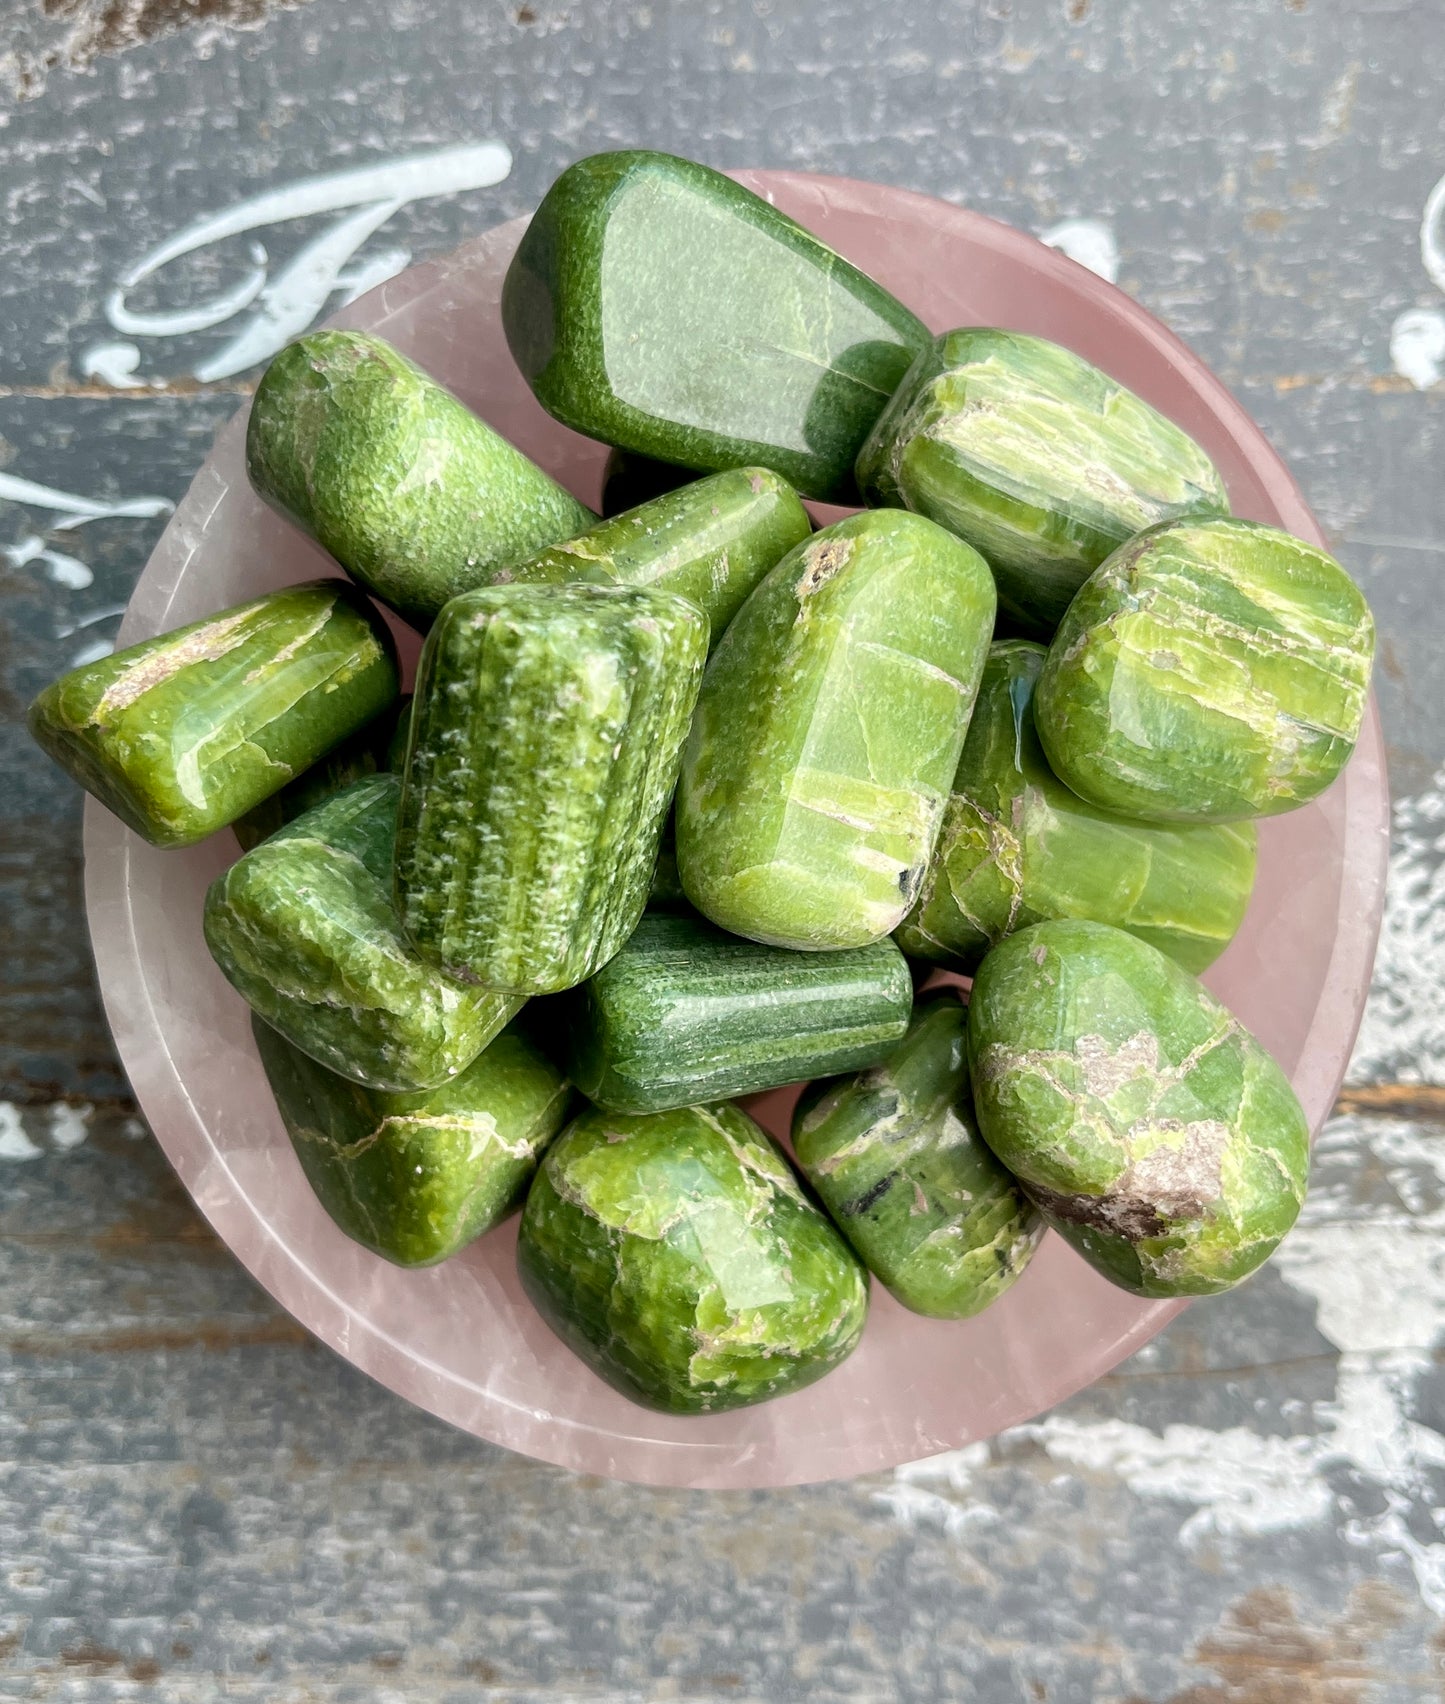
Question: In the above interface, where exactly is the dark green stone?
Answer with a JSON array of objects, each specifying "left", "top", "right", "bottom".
[
  {"left": 1035, "top": 517, "right": 1376, "bottom": 822},
  {"left": 205, "top": 777, "right": 520, "bottom": 1091},
  {"left": 394, "top": 583, "right": 708, "bottom": 995},
  {"left": 793, "top": 997, "right": 1041, "bottom": 1318},
  {"left": 601, "top": 449, "right": 695, "bottom": 518},
  {"left": 557, "top": 911, "right": 912, "bottom": 1114},
  {"left": 967, "top": 920, "right": 1310, "bottom": 1298},
  {"left": 483, "top": 466, "right": 811, "bottom": 640},
  {"left": 517, "top": 1101, "right": 869, "bottom": 1414},
  {"left": 28, "top": 579, "right": 397, "bottom": 849},
  {"left": 254, "top": 1015, "right": 571, "bottom": 1267},
  {"left": 232, "top": 696, "right": 409, "bottom": 852},
  {"left": 246, "top": 330, "right": 596, "bottom": 625},
  {"left": 503, "top": 150, "right": 931, "bottom": 502},
  {"left": 676, "top": 510, "right": 996, "bottom": 950},
  {"left": 896, "top": 641, "right": 1257, "bottom": 974},
  {"left": 856, "top": 329, "right": 1230, "bottom": 635}
]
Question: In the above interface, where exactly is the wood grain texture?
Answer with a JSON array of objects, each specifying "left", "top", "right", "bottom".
[{"left": 2, "top": 0, "right": 1443, "bottom": 1696}]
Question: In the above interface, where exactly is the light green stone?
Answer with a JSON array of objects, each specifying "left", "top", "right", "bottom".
[
  {"left": 1035, "top": 517, "right": 1376, "bottom": 822},
  {"left": 246, "top": 330, "right": 596, "bottom": 625},
  {"left": 855, "top": 328, "right": 1229, "bottom": 635},
  {"left": 517, "top": 1101, "right": 869, "bottom": 1414},
  {"left": 967, "top": 919, "right": 1310, "bottom": 1298},
  {"left": 896, "top": 641, "right": 1257, "bottom": 974},
  {"left": 793, "top": 997, "right": 1041, "bottom": 1319},
  {"left": 558, "top": 911, "right": 912, "bottom": 1114},
  {"left": 205, "top": 777, "right": 521, "bottom": 1092},
  {"left": 28, "top": 579, "right": 397, "bottom": 849},
  {"left": 395, "top": 583, "right": 708, "bottom": 995},
  {"left": 254, "top": 1015, "right": 571, "bottom": 1267},
  {"left": 485, "top": 467, "right": 811, "bottom": 642},
  {"left": 675, "top": 510, "right": 996, "bottom": 951}
]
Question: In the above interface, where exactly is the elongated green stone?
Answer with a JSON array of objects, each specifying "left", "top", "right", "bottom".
[
  {"left": 233, "top": 696, "right": 408, "bottom": 852},
  {"left": 254, "top": 1016, "right": 571, "bottom": 1267},
  {"left": 503, "top": 150, "right": 932, "bottom": 502},
  {"left": 967, "top": 920, "right": 1310, "bottom": 1297},
  {"left": 855, "top": 329, "right": 1229, "bottom": 635},
  {"left": 517, "top": 1101, "right": 868, "bottom": 1413},
  {"left": 558, "top": 912, "right": 912, "bottom": 1114},
  {"left": 792, "top": 997, "right": 1041, "bottom": 1318},
  {"left": 246, "top": 330, "right": 596, "bottom": 625},
  {"left": 205, "top": 777, "right": 520, "bottom": 1091},
  {"left": 28, "top": 579, "right": 397, "bottom": 850},
  {"left": 1035, "top": 517, "right": 1376, "bottom": 822},
  {"left": 676, "top": 510, "right": 996, "bottom": 950},
  {"left": 395, "top": 583, "right": 708, "bottom": 995},
  {"left": 484, "top": 467, "right": 811, "bottom": 640},
  {"left": 896, "top": 641, "right": 1257, "bottom": 974}
]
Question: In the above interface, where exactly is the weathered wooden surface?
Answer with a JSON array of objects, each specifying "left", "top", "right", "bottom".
[{"left": 3, "top": 0, "right": 1445, "bottom": 1696}]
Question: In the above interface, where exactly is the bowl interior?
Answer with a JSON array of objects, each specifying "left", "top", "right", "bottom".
[{"left": 84, "top": 171, "right": 1390, "bottom": 1488}]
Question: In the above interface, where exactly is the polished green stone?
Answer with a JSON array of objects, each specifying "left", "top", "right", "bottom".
[
  {"left": 601, "top": 449, "right": 694, "bottom": 518},
  {"left": 246, "top": 330, "right": 595, "bottom": 625},
  {"left": 483, "top": 467, "right": 811, "bottom": 640},
  {"left": 28, "top": 579, "right": 397, "bottom": 850},
  {"left": 793, "top": 996, "right": 1040, "bottom": 1318},
  {"left": 557, "top": 911, "right": 912, "bottom": 1114},
  {"left": 896, "top": 641, "right": 1257, "bottom": 974},
  {"left": 1035, "top": 517, "right": 1376, "bottom": 822},
  {"left": 254, "top": 1015, "right": 571, "bottom": 1267},
  {"left": 856, "top": 329, "right": 1229, "bottom": 636},
  {"left": 205, "top": 777, "right": 520, "bottom": 1091},
  {"left": 967, "top": 919, "right": 1310, "bottom": 1298},
  {"left": 232, "top": 696, "right": 408, "bottom": 852},
  {"left": 395, "top": 583, "right": 708, "bottom": 995},
  {"left": 517, "top": 1101, "right": 869, "bottom": 1414},
  {"left": 675, "top": 510, "right": 996, "bottom": 950},
  {"left": 503, "top": 150, "right": 931, "bottom": 502}
]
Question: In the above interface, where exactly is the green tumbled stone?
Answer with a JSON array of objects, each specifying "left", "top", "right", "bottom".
[
  {"left": 484, "top": 467, "right": 811, "bottom": 640},
  {"left": 793, "top": 996, "right": 1041, "bottom": 1319},
  {"left": 1035, "top": 517, "right": 1375, "bottom": 823},
  {"left": 29, "top": 579, "right": 397, "bottom": 850},
  {"left": 395, "top": 583, "right": 708, "bottom": 995},
  {"left": 855, "top": 328, "right": 1229, "bottom": 635},
  {"left": 557, "top": 911, "right": 912, "bottom": 1114},
  {"left": 676, "top": 510, "right": 996, "bottom": 950},
  {"left": 967, "top": 920, "right": 1310, "bottom": 1298},
  {"left": 233, "top": 696, "right": 409, "bottom": 852},
  {"left": 503, "top": 150, "right": 931, "bottom": 502},
  {"left": 896, "top": 641, "right": 1257, "bottom": 974},
  {"left": 600, "top": 449, "right": 694, "bottom": 518},
  {"left": 247, "top": 330, "right": 595, "bottom": 625},
  {"left": 254, "top": 1015, "right": 571, "bottom": 1267},
  {"left": 517, "top": 1101, "right": 869, "bottom": 1413},
  {"left": 205, "top": 777, "right": 520, "bottom": 1092}
]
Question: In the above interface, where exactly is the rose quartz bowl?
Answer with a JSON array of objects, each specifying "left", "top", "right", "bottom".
[{"left": 84, "top": 173, "right": 1390, "bottom": 1488}]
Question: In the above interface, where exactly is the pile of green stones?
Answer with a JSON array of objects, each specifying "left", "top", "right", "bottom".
[{"left": 29, "top": 151, "right": 1376, "bottom": 1417}]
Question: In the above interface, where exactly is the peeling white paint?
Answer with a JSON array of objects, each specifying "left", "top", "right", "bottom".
[
  {"left": 0, "top": 1105, "right": 41, "bottom": 1162},
  {"left": 1040, "top": 217, "right": 1120, "bottom": 284},
  {"left": 82, "top": 140, "right": 512, "bottom": 386},
  {"left": 3, "top": 533, "right": 93, "bottom": 589}
]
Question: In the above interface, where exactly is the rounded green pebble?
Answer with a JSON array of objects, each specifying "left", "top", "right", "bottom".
[
  {"left": 675, "top": 509, "right": 997, "bottom": 951},
  {"left": 793, "top": 996, "right": 1041, "bottom": 1319},
  {"left": 895, "top": 640, "right": 1257, "bottom": 974},
  {"left": 517, "top": 1101, "right": 869, "bottom": 1414},
  {"left": 254, "top": 1015, "right": 572, "bottom": 1267},
  {"left": 855, "top": 328, "right": 1229, "bottom": 636},
  {"left": 966, "top": 919, "right": 1310, "bottom": 1298},
  {"left": 246, "top": 330, "right": 596, "bottom": 625},
  {"left": 1034, "top": 516, "right": 1375, "bottom": 823}
]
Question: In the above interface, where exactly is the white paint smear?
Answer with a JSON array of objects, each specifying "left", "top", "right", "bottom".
[
  {"left": 0, "top": 1106, "right": 41, "bottom": 1162},
  {"left": 1389, "top": 307, "right": 1445, "bottom": 390},
  {"left": 3, "top": 533, "right": 93, "bottom": 589},
  {"left": 79, "top": 341, "right": 150, "bottom": 389},
  {"left": 47, "top": 1104, "right": 91, "bottom": 1151},
  {"left": 1040, "top": 218, "right": 1120, "bottom": 284},
  {"left": 0, "top": 471, "right": 172, "bottom": 531},
  {"left": 1423, "top": 169, "right": 1445, "bottom": 298}
]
